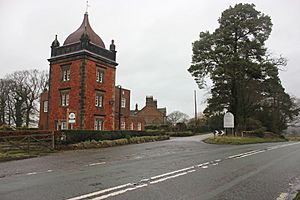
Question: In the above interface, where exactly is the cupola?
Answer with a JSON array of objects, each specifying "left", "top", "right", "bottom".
[{"left": 63, "top": 13, "right": 105, "bottom": 48}]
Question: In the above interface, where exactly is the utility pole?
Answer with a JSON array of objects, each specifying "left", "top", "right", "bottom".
[{"left": 194, "top": 90, "right": 198, "bottom": 129}]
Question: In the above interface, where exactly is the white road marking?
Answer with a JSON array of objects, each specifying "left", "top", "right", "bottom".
[
  {"left": 197, "top": 162, "right": 210, "bottom": 167},
  {"left": 150, "top": 166, "right": 194, "bottom": 180},
  {"left": 66, "top": 183, "right": 133, "bottom": 200},
  {"left": 91, "top": 184, "right": 148, "bottom": 200},
  {"left": 87, "top": 162, "right": 106, "bottom": 166},
  {"left": 227, "top": 150, "right": 261, "bottom": 159},
  {"left": 26, "top": 172, "right": 38, "bottom": 175},
  {"left": 234, "top": 150, "right": 266, "bottom": 159},
  {"left": 26, "top": 170, "right": 53, "bottom": 176},
  {"left": 66, "top": 142, "right": 300, "bottom": 200},
  {"left": 150, "top": 172, "right": 188, "bottom": 184}
]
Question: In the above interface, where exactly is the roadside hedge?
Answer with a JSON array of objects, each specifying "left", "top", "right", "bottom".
[
  {"left": 60, "top": 130, "right": 166, "bottom": 144},
  {"left": 166, "top": 131, "right": 195, "bottom": 137}
]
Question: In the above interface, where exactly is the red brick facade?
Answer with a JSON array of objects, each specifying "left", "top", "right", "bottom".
[
  {"left": 135, "top": 96, "right": 167, "bottom": 126},
  {"left": 39, "top": 91, "right": 48, "bottom": 130},
  {"left": 39, "top": 13, "right": 144, "bottom": 131}
]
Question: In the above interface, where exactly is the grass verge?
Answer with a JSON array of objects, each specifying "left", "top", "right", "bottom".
[
  {"left": 294, "top": 191, "right": 300, "bottom": 200},
  {"left": 286, "top": 136, "right": 300, "bottom": 141},
  {"left": 61, "top": 135, "right": 170, "bottom": 150},
  {"left": 203, "top": 136, "right": 286, "bottom": 145},
  {"left": 0, "top": 149, "right": 53, "bottom": 162}
]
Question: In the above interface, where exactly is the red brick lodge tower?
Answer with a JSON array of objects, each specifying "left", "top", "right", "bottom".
[{"left": 40, "top": 12, "right": 118, "bottom": 130}]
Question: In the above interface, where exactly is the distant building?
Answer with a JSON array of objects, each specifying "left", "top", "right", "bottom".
[
  {"left": 114, "top": 87, "right": 145, "bottom": 131},
  {"left": 39, "top": 13, "right": 144, "bottom": 131},
  {"left": 133, "top": 96, "right": 167, "bottom": 127}
]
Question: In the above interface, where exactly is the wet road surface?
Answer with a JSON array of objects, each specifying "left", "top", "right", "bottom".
[{"left": 1, "top": 134, "right": 300, "bottom": 200}]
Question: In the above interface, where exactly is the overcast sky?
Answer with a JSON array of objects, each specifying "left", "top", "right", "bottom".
[{"left": 0, "top": 0, "right": 299, "bottom": 117}]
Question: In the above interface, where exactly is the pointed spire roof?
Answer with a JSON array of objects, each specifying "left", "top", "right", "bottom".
[{"left": 63, "top": 13, "right": 105, "bottom": 48}]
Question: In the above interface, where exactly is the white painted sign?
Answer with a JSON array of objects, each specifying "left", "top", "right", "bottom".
[
  {"left": 68, "top": 112, "right": 76, "bottom": 124},
  {"left": 224, "top": 112, "right": 234, "bottom": 128}
]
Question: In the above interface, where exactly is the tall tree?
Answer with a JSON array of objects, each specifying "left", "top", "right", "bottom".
[
  {"left": 3, "top": 69, "right": 48, "bottom": 128},
  {"left": 188, "top": 3, "right": 298, "bottom": 133},
  {"left": 0, "top": 79, "right": 10, "bottom": 125}
]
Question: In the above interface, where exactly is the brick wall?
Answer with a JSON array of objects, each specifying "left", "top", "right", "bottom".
[
  {"left": 39, "top": 91, "right": 49, "bottom": 129},
  {"left": 47, "top": 56, "right": 116, "bottom": 131}
]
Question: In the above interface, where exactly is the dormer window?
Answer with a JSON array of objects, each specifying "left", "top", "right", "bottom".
[{"left": 61, "top": 65, "right": 70, "bottom": 81}]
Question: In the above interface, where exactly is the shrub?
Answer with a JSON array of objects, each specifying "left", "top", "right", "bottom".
[
  {"left": 167, "top": 131, "right": 195, "bottom": 137},
  {"left": 61, "top": 130, "right": 166, "bottom": 144}
]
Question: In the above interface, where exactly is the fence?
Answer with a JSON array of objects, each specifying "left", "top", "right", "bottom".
[{"left": 0, "top": 131, "right": 60, "bottom": 153}]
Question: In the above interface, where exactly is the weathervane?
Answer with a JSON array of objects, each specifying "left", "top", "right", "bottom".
[{"left": 85, "top": 0, "right": 90, "bottom": 13}]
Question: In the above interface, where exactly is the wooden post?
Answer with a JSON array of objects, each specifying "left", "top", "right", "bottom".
[{"left": 52, "top": 131, "right": 55, "bottom": 150}]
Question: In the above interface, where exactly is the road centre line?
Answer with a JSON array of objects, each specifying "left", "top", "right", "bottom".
[
  {"left": 197, "top": 162, "right": 210, "bottom": 167},
  {"left": 66, "top": 142, "right": 300, "bottom": 200},
  {"left": 150, "top": 171, "right": 190, "bottom": 184},
  {"left": 91, "top": 184, "right": 148, "bottom": 200},
  {"left": 233, "top": 150, "right": 266, "bottom": 159},
  {"left": 87, "top": 162, "right": 106, "bottom": 166},
  {"left": 66, "top": 183, "right": 134, "bottom": 200},
  {"left": 26, "top": 170, "right": 53, "bottom": 176},
  {"left": 26, "top": 172, "right": 37, "bottom": 176},
  {"left": 150, "top": 166, "right": 195, "bottom": 180},
  {"left": 227, "top": 150, "right": 262, "bottom": 159}
]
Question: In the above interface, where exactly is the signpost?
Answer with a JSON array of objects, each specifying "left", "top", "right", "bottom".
[{"left": 224, "top": 112, "right": 234, "bottom": 136}]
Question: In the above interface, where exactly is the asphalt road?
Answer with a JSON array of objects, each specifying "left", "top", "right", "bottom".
[{"left": 1, "top": 134, "right": 300, "bottom": 200}]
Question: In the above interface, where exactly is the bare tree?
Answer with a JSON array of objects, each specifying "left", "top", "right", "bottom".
[
  {"left": 4, "top": 69, "right": 48, "bottom": 128},
  {"left": 23, "top": 70, "right": 48, "bottom": 127},
  {"left": 0, "top": 79, "right": 10, "bottom": 125},
  {"left": 167, "top": 111, "right": 189, "bottom": 126}
]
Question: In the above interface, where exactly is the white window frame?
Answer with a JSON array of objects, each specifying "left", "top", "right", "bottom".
[
  {"left": 61, "top": 91, "right": 69, "bottom": 106},
  {"left": 121, "top": 121, "right": 126, "bottom": 130},
  {"left": 61, "top": 121, "right": 67, "bottom": 130},
  {"left": 130, "top": 122, "right": 134, "bottom": 130},
  {"left": 96, "top": 69, "right": 104, "bottom": 83},
  {"left": 138, "top": 122, "right": 142, "bottom": 131},
  {"left": 62, "top": 67, "right": 70, "bottom": 81},
  {"left": 95, "top": 93, "right": 103, "bottom": 108},
  {"left": 121, "top": 97, "right": 126, "bottom": 108},
  {"left": 43, "top": 101, "right": 48, "bottom": 112},
  {"left": 94, "top": 118, "right": 103, "bottom": 130}
]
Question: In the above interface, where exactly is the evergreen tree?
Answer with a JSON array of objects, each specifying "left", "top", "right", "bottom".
[{"left": 188, "top": 3, "right": 298, "bottom": 133}]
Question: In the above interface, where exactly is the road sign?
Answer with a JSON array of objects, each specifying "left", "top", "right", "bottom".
[
  {"left": 224, "top": 112, "right": 234, "bottom": 128},
  {"left": 68, "top": 112, "right": 76, "bottom": 124}
]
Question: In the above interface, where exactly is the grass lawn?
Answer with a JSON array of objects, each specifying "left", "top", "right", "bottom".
[{"left": 203, "top": 136, "right": 287, "bottom": 145}]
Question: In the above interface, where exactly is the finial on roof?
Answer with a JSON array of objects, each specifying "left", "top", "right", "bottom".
[
  {"left": 110, "top": 39, "right": 116, "bottom": 51},
  {"left": 85, "top": 0, "right": 90, "bottom": 14},
  {"left": 51, "top": 34, "right": 60, "bottom": 47}
]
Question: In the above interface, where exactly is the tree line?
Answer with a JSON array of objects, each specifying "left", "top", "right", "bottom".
[
  {"left": 188, "top": 3, "right": 299, "bottom": 134},
  {"left": 0, "top": 70, "right": 48, "bottom": 129}
]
